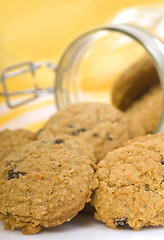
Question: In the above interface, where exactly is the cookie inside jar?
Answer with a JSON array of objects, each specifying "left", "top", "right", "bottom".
[
  {"left": 55, "top": 26, "right": 164, "bottom": 137},
  {"left": 111, "top": 52, "right": 162, "bottom": 139}
]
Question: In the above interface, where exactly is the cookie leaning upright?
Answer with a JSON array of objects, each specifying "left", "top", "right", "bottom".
[
  {"left": 91, "top": 133, "right": 164, "bottom": 230},
  {"left": 0, "top": 129, "right": 35, "bottom": 161},
  {"left": 0, "top": 135, "right": 97, "bottom": 234},
  {"left": 37, "top": 102, "right": 129, "bottom": 162},
  {"left": 125, "top": 85, "right": 162, "bottom": 138},
  {"left": 111, "top": 54, "right": 159, "bottom": 111}
]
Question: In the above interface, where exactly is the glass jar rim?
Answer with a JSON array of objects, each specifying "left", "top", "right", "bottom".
[{"left": 55, "top": 23, "right": 164, "bottom": 133}]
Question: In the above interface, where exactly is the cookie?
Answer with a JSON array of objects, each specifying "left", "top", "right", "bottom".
[
  {"left": 112, "top": 54, "right": 159, "bottom": 110},
  {"left": 0, "top": 135, "right": 97, "bottom": 235},
  {"left": 125, "top": 85, "right": 162, "bottom": 138},
  {"left": 124, "top": 132, "right": 164, "bottom": 146},
  {"left": 37, "top": 102, "right": 129, "bottom": 162},
  {"left": 92, "top": 133, "right": 164, "bottom": 230},
  {"left": 0, "top": 129, "right": 35, "bottom": 161}
]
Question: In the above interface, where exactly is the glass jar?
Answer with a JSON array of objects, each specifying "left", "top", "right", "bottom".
[
  {"left": 1, "top": 4, "right": 164, "bottom": 134},
  {"left": 55, "top": 4, "right": 164, "bottom": 133}
]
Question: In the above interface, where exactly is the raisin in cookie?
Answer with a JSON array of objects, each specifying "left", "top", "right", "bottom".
[
  {"left": 0, "top": 129, "right": 35, "bottom": 161},
  {"left": 92, "top": 133, "right": 164, "bottom": 230},
  {"left": 126, "top": 85, "right": 162, "bottom": 138},
  {"left": 0, "top": 135, "right": 97, "bottom": 235},
  {"left": 37, "top": 102, "right": 129, "bottom": 162}
]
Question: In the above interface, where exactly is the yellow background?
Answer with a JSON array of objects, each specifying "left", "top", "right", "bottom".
[
  {"left": 0, "top": 0, "right": 162, "bottom": 131},
  {"left": 0, "top": 0, "right": 160, "bottom": 70}
]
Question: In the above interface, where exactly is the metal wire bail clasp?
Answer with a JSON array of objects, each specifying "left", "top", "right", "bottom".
[{"left": 0, "top": 61, "right": 57, "bottom": 108}]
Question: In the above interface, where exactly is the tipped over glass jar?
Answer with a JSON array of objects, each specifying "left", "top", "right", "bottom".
[{"left": 1, "top": 4, "right": 164, "bottom": 133}]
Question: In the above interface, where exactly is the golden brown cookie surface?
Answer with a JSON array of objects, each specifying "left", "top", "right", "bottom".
[
  {"left": 37, "top": 102, "right": 129, "bottom": 162},
  {"left": 0, "top": 129, "right": 35, "bottom": 161},
  {"left": 0, "top": 135, "right": 97, "bottom": 234},
  {"left": 124, "top": 132, "right": 164, "bottom": 146},
  {"left": 125, "top": 85, "right": 162, "bottom": 138},
  {"left": 92, "top": 133, "right": 164, "bottom": 230},
  {"left": 112, "top": 54, "right": 159, "bottom": 111}
]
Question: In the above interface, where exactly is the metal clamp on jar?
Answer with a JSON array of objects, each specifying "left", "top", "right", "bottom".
[{"left": 1, "top": 7, "right": 164, "bottom": 134}]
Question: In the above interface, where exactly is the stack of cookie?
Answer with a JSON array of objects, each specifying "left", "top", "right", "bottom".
[
  {"left": 111, "top": 53, "right": 162, "bottom": 138},
  {"left": 0, "top": 102, "right": 130, "bottom": 234},
  {"left": 0, "top": 54, "right": 164, "bottom": 234}
]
